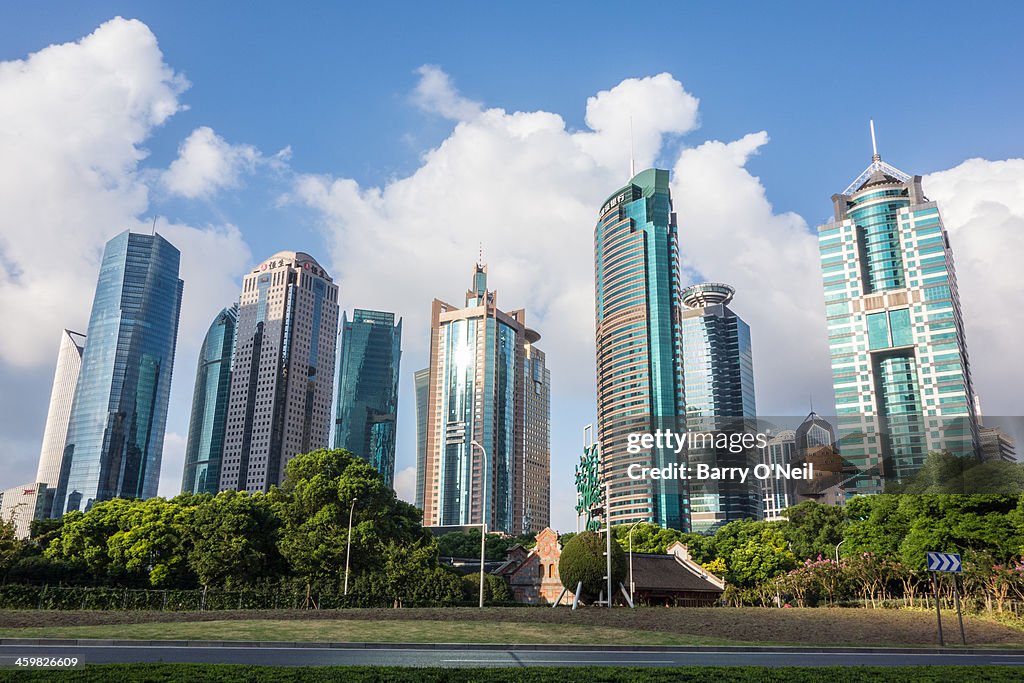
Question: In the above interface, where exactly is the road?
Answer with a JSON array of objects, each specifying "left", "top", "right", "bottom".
[{"left": 2, "top": 643, "right": 1024, "bottom": 668}]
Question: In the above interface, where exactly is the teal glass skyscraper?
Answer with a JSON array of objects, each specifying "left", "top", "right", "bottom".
[
  {"left": 594, "top": 168, "right": 687, "bottom": 530},
  {"left": 680, "top": 283, "right": 760, "bottom": 531},
  {"left": 53, "top": 231, "right": 183, "bottom": 515},
  {"left": 332, "top": 309, "right": 402, "bottom": 488},
  {"left": 818, "top": 126, "right": 978, "bottom": 494},
  {"left": 181, "top": 304, "right": 237, "bottom": 495}
]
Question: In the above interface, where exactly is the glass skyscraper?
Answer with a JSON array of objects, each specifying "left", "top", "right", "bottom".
[
  {"left": 181, "top": 304, "right": 238, "bottom": 495},
  {"left": 52, "top": 231, "right": 183, "bottom": 515},
  {"left": 417, "top": 263, "right": 551, "bottom": 534},
  {"left": 218, "top": 252, "right": 339, "bottom": 493},
  {"left": 594, "top": 168, "right": 687, "bottom": 530},
  {"left": 680, "top": 282, "right": 760, "bottom": 531},
  {"left": 332, "top": 309, "right": 402, "bottom": 488},
  {"left": 818, "top": 139, "right": 978, "bottom": 494}
]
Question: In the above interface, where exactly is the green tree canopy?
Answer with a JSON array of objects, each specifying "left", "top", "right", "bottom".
[
  {"left": 187, "top": 490, "right": 284, "bottom": 589},
  {"left": 558, "top": 530, "right": 626, "bottom": 600}
]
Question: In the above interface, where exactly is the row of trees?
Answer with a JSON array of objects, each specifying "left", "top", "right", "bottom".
[
  {"left": 599, "top": 493, "right": 1024, "bottom": 609},
  {"left": 0, "top": 449, "right": 503, "bottom": 607}
]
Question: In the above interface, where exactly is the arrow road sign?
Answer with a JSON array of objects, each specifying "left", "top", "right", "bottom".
[{"left": 927, "top": 551, "right": 962, "bottom": 573}]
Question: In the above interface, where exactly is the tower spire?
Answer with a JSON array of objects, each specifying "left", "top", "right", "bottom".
[{"left": 870, "top": 119, "right": 880, "bottom": 162}]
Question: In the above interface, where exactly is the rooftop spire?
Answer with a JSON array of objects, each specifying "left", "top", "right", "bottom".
[{"left": 870, "top": 119, "right": 880, "bottom": 161}]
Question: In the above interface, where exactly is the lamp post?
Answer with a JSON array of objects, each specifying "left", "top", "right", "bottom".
[
  {"left": 344, "top": 497, "right": 358, "bottom": 596},
  {"left": 471, "top": 440, "right": 488, "bottom": 609},
  {"left": 835, "top": 538, "right": 846, "bottom": 564},
  {"left": 627, "top": 520, "right": 643, "bottom": 605}
]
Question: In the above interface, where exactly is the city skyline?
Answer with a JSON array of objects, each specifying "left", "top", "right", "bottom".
[{"left": 1, "top": 10, "right": 1022, "bottom": 533}]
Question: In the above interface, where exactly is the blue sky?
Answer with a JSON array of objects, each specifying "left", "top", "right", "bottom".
[{"left": 1, "top": 2, "right": 1022, "bottom": 531}]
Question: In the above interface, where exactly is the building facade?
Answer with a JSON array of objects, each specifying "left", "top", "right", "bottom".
[
  {"left": 760, "top": 430, "right": 796, "bottom": 521},
  {"left": 414, "top": 367, "right": 430, "bottom": 510},
  {"left": 417, "top": 263, "right": 550, "bottom": 535},
  {"left": 333, "top": 309, "right": 402, "bottom": 488},
  {"left": 218, "top": 252, "right": 339, "bottom": 493},
  {"left": 52, "top": 231, "right": 183, "bottom": 515},
  {"left": 0, "top": 483, "right": 50, "bottom": 539},
  {"left": 594, "top": 168, "right": 687, "bottom": 530},
  {"left": 680, "top": 282, "right": 760, "bottom": 530},
  {"left": 818, "top": 140, "right": 979, "bottom": 495},
  {"left": 181, "top": 305, "right": 238, "bottom": 495},
  {"left": 35, "top": 329, "right": 86, "bottom": 488}
]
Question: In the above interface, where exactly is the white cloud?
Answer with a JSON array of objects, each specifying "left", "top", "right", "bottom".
[
  {"left": 924, "top": 158, "right": 1024, "bottom": 416},
  {"left": 158, "top": 431, "right": 187, "bottom": 497},
  {"left": 162, "top": 126, "right": 260, "bottom": 199},
  {"left": 672, "top": 132, "right": 833, "bottom": 416},
  {"left": 412, "top": 65, "right": 482, "bottom": 121},
  {"left": 0, "top": 17, "right": 188, "bottom": 367},
  {"left": 393, "top": 466, "right": 416, "bottom": 504}
]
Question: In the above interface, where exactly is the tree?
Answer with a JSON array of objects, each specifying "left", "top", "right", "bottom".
[
  {"left": 275, "top": 448, "right": 432, "bottom": 592},
  {"left": 187, "top": 490, "right": 284, "bottom": 589},
  {"left": 437, "top": 529, "right": 534, "bottom": 560},
  {"left": 558, "top": 531, "right": 626, "bottom": 602},
  {"left": 782, "top": 501, "right": 847, "bottom": 561},
  {"left": 726, "top": 525, "right": 797, "bottom": 588}
]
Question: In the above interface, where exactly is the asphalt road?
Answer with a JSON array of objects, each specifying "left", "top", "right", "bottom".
[{"left": 3, "top": 644, "right": 1024, "bottom": 668}]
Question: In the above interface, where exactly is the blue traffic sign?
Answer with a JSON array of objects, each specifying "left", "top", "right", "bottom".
[{"left": 927, "top": 551, "right": 962, "bottom": 573}]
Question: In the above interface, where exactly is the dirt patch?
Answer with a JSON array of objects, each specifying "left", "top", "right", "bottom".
[{"left": 0, "top": 607, "right": 1021, "bottom": 646}]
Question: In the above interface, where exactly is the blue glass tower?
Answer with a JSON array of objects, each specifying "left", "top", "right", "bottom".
[
  {"left": 680, "top": 283, "right": 760, "bottom": 531},
  {"left": 594, "top": 168, "right": 687, "bottom": 530},
  {"left": 181, "top": 304, "right": 237, "bottom": 495},
  {"left": 53, "top": 231, "right": 183, "bottom": 515},
  {"left": 332, "top": 309, "right": 402, "bottom": 488}
]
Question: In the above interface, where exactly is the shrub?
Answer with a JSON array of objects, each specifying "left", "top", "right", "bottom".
[{"left": 558, "top": 531, "right": 625, "bottom": 601}]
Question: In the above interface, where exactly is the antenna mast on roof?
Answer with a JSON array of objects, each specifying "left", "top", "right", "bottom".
[
  {"left": 870, "top": 119, "right": 880, "bottom": 161},
  {"left": 151, "top": 216, "right": 157, "bottom": 235}
]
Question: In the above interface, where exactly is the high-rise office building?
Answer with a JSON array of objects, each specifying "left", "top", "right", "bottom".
[
  {"left": 333, "top": 309, "right": 402, "bottom": 488},
  {"left": 218, "top": 252, "right": 339, "bottom": 493},
  {"left": 417, "top": 263, "right": 550, "bottom": 534},
  {"left": 52, "top": 231, "right": 183, "bottom": 515},
  {"left": 680, "top": 283, "right": 760, "bottom": 530},
  {"left": 181, "top": 305, "right": 238, "bottom": 495},
  {"left": 413, "top": 367, "right": 430, "bottom": 510},
  {"left": 594, "top": 168, "right": 687, "bottom": 530},
  {"left": 36, "top": 329, "right": 86, "bottom": 488},
  {"left": 0, "top": 483, "right": 50, "bottom": 539},
  {"left": 818, "top": 128, "right": 978, "bottom": 494}
]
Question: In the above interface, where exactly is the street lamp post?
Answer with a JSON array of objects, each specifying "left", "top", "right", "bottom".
[
  {"left": 344, "top": 497, "right": 358, "bottom": 596},
  {"left": 835, "top": 538, "right": 846, "bottom": 564},
  {"left": 627, "top": 520, "right": 643, "bottom": 606},
  {"left": 471, "top": 440, "right": 488, "bottom": 609}
]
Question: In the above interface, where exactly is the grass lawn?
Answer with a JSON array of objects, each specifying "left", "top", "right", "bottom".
[
  {"left": 0, "top": 618, "right": 740, "bottom": 646},
  {"left": 1, "top": 607, "right": 1022, "bottom": 648}
]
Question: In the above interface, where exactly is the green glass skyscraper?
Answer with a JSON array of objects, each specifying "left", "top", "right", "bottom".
[
  {"left": 594, "top": 168, "right": 687, "bottom": 530},
  {"left": 181, "top": 304, "right": 237, "bottom": 495},
  {"left": 53, "top": 231, "right": 183, "bottom": 515},
  {"left": 332, "top": 309, "right": 402, "bottom": 488},
  {"left": 818, "top": 127, "right": 978, "bottom": 494}
]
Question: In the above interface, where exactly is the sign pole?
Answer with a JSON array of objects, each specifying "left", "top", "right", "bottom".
[
  {"left": 953, "top": 574, "right": 966, "bottom": 645},
  {"left": 931, "top": 570, "right": 944, "bottom": 647}
]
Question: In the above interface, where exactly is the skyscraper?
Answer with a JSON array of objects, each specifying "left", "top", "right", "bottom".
[
  {"left": 818, "top": 126, "right": 978, "bottom": 494},
  {"left": 52, "top": 231, "right": 183, "bottom": 515},
  {"left": 181, "top": 305, "right": 238, "bottom": 495},
  {"left": 760, "top": 430, "right": 796, "bottom": 522},
  {"left": 36, "top": 329, "right": 86, "bottom": 488},
  {"left": 418, "top": 263, "right": 550, "bottom": 534},
  {"left": 413, "top": 367, "right": 430, "bottom": 511},
  {"left": 333, "top": 309, "right": 402, "bottom": 488},
  {"left": 218, "top": 252, "right": 339, "bottom": 493},
  {"left": 680, "top": 283, "right": 760, "bottom": 530},
  {"left": 594, "top": 168, "right": 687, "bottom": 530}
]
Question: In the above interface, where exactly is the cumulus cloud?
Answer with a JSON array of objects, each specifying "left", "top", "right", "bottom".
[
  {"left": 672, "top": 132, "right": 833, "bottom": 415},
  {"left": 393, "top": 466, "right": 416, "bottom": 504},
  {"left": 0, "top": 17, "right": 188, "bottom": 367},
  {"left": 412, "top": 64, "right": 482, "bottom": 120},
  {"left": 925, "top": 159, "right": 1024, "bottom": 416},
  {"left": 162, "top": 126, "right": 260, "bottom": 199}
]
